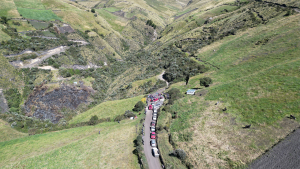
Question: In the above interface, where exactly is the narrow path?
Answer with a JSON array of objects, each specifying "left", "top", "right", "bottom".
[{"left": 143, "top": 71, "right": 168, "bottom": 169}]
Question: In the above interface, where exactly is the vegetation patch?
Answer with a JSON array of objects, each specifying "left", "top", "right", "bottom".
[
  {"left": 29, "top": 21, "right": 49, "bottom": 29},
  {"left": 17, "top": 8, "right": 62, "bottom": 21},
  {"left": 69, "top": 95, "right": 144, "bottom": 124}
]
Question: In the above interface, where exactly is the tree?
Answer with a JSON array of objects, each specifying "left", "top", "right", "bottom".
[
  {"left": 0, "top": 16, "right": 8, "bottom": 24},
  {"left": 200, "top": 77, "right": 212, "bottom": 87},
  {"left": 91, "top": 9, "right": 95, "bottom": 13},
  {"left": 185, "top": 74, "right": 190, "bottom": 85},
  {"left": 133, "top": 101, "right": 144, "bottom": 112}
]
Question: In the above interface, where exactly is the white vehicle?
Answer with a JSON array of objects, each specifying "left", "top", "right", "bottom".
[
  {"left": 151, "top": 126, "right": 155, "bottom": 132},
  {"left": 151, "top": 139, "right": 156, "bottom": 147},
  {"left": 152, "top": 148, "right": 159, "bottom": 157},
  {"left": 152, "top": 115, "right": 157, "bottom": 121}
]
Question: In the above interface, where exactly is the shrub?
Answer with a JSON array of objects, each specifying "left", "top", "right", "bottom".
[
  {"left": 167, "top": 88, "right": 182, "bottom": 105},
  {"left": 200, "top": 77, "right": 212, "bottom": 87},
  {"left": 173, "top": 149, "right": 187, "bottom": 160},
  {"left": 133, "top": 101, "right": 145, "bottom": 112},
  {"left": 91, "top": 9, "right": 95, "bottom": 13},
  {"left": 88, "top": 115, "right": 98, "bottom": 125}
]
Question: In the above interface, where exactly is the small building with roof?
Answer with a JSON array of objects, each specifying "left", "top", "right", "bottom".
[{"left": 186, "top": 89, "right": 196, "bottom": 95}]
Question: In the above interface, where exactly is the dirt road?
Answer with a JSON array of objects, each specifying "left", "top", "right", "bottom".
[
  {"left": 249, "top": 128, "right": 300, "bottom": 169},
  {"left": 144, "top": 99, "right": 162, "bottom": 169},
  {"left": 158, "top": 71, "right": 168, "bottom": 87},
  {"left": 143, "top": 72, "right": 168, "bottom": 169}
]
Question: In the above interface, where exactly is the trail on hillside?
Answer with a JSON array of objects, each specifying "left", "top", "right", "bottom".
[{"left": 158, "top": 71, "right": 168, "bottom": 87}]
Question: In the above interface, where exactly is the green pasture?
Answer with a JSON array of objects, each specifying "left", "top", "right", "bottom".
[
  {"left": 17, "top": 8, "right": 62, "bottom": 21},
  {"left": 7, "top": 20, "right": 35, "bottom": 32},
  {"left": 0, "top": 121, "right": 139, "bottom": 169},
  {"left": 14, "top": 0, "right": 45, "bottom": 10},
  {"left": 0, "top": 119, "right": 27, "bottom": 142},
  {"left": 103, "top": 7, "right": 120, "bottom": 12},
  {"left": 69, "top": 95, "right": 144, "bottom": 124},
  {"left": 29, "top": 21, "right": 49, "bottom": 29}
]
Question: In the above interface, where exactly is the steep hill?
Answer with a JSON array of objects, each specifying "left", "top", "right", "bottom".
[
  {"left": 0, "top": 0, "right": 300, "bottom": 168},
  {"left": 157, "top": 7, "right": 300, "bottom": 168}
]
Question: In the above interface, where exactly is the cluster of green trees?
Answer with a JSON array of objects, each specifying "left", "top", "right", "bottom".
[
  {"left": 199, "top": 77, "right": 212, "bottom": 87},
  {"left": 146, "top": 20, "right": 156, "bottom": 29},
  {"left": 0, "top": 37, "right": 76, "bottom": 55},
  {"left": 158, "top": 45, "right": 207, "bottom": 83}
]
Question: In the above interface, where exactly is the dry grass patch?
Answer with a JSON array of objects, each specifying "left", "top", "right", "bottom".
[{"left": 176, "top": 100, "right": 300, "bottom": 168}]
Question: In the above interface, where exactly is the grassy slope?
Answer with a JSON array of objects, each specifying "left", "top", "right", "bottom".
[
  {"left": 70, "top": 95, "right": 144, "bottom": 124},
  {"left": 0, "top": 54, "right": 22, "bottom": 90},
  {"left": 0, "top": 119, "right": 27, "bottom": 142},
  {"left": 0, "top": 0, "right": 21, "bottom": 18},
  {"left": 162, "top": 12, "right": 300, "bottom": 168},
  {"left": 0, "top": 120, "right": 140, "bottom": 168}
]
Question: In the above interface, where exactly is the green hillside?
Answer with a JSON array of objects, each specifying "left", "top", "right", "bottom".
[
  {"left": 158, "top": 10, "right": 300, "bottom": 169},
  {"left": 0, "top": 120, "right": 140, "bottom": 168},
  {"left": 70, "top": 95, "right": 145, "bottom": 124},
  {"left": 0, "top": 119, "right": 27, "bottom": 142},
  {"left": 0, "top": 0, "right": 299, "bottom": 168}
]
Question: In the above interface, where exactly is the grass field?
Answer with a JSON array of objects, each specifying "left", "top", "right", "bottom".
[
  {"left": 0, "top": 29, "right": 11, "bottom": 42},
  {"left": 0, "top": 0, "right": 21, "bottom": 18},
  {"left": 0, "top": 120, "right": 140, "bottom": 168},
  {"left": 42, "top": 30, "right": 56, "bottom": 37},
  {"left": 69, "top": 95, "right": 145, "bottom": 124},
  {"left": 104, "top": 7, "right": 121, "bottom": 12},
  {"left": 160, "top": 12, "right": 300, "bottom": 168},
  {"left": 14, "top": 0, "right": 46, "bottom": 9},
  {"left": 29, "top": 21, "right": 49, "bottom": 29},
  {"left": 96, "top": 9, "right": 125, "bottom": 32},
  {"left": 0, "top": 119, "right": 27, "bottom": 142},
  {"left": 7, "top": 20, "right": 35, "bottom": 32},
  {"left": 17, "top": 8, "right": 62, "bottom": 21}
]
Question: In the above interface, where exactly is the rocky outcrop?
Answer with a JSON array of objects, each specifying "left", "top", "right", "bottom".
[{"left": 24, "top": 84, "right": 91, "bottom": 123}]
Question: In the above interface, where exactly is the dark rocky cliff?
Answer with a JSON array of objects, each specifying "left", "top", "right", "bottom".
[{"left": 24, "top": 84, "right": 91, "bottom": 123}]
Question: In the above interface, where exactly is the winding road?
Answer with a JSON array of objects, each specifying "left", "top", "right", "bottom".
[{"left": 143, "top": 72, "right": 168, "bottom": 169}]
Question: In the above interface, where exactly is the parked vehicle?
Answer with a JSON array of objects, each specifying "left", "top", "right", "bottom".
[
  {"left": 152, "top": 115, "right": 157, "bottom": 121},
  {"left": 151, "top": 132, "right": 156, "bottom": 139},
  {"left": 151, "top": 126, "right": 155, "bottom": 132},
  {"left": 151, "top": 121, "right": 156, "bottom": 126},
  {"left": 152, "top": 147, "right": 159, "bottom": 157},
  {"left": 151, "top": 139, "right": 156, "bottom": 147},
  {"left": 148, "top": 105, "right": 153, "bottom": 110},
  {"left": 153, "top": 98, "right": 159, "bottom": 102}
]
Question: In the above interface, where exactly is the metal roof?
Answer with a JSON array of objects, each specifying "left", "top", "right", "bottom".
[{"left": 186, "top": 89, "right": 197, "bottom": 93}]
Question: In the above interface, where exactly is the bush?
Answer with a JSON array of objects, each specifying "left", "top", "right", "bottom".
[
  {"left": 200, "top": 77, "right": 212, "bottom": 87},
  {"left": 91, "top": 9, "right": 95, "bottom": 13},
  {"left": 167, "top": 88, "right": 182, "bottom": 105},
  {"left": 4, "top": 88, "right": 21, "bottom": 112},
  {"left": 173, "top": 149, "right": 187, "bottom": 160},
  {"left": 88, "top": 115, "right": 98, "bottom": 125},
  {"left": 133, "top": 101, "right": 145, "bottom": 112}
]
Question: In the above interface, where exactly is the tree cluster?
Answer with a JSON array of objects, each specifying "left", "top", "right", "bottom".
[{"left": 146, "top": 20, "right": 156, "bottom": 29}]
